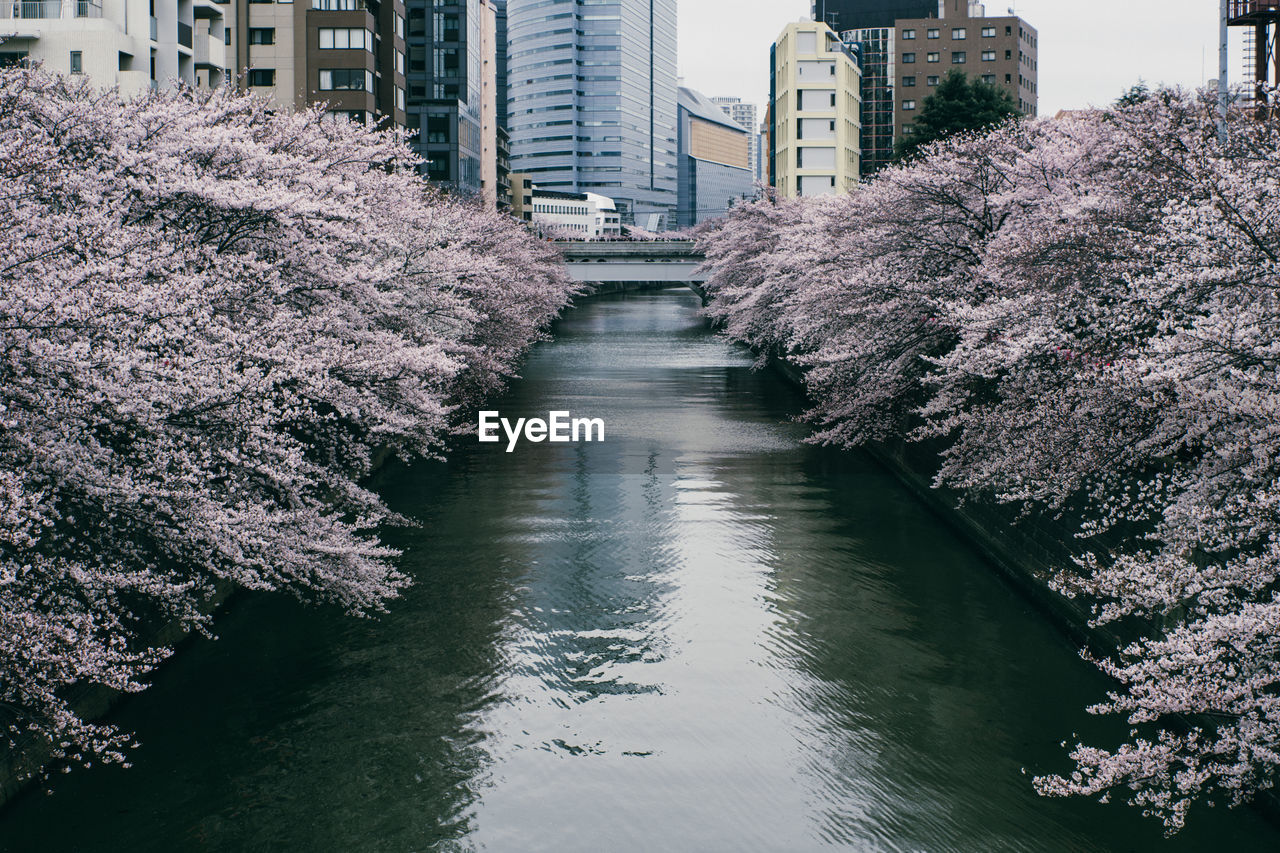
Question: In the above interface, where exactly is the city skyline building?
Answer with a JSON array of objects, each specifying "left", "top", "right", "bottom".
[
  {"left": 769, "top": 19, "right": 861, "bottom": 199},
  {"left": 812, "top": 0, "right": 936, "bottom": 33},
  {"left": 844, "top": 26, "right": 895, "bottom": 175},
  {"left": 709, "top": 96, "right": 760, "bottom": 185},
  {"left": 232, "top": 0, "right": 407, "bottom": 128},
  {"left": 678, "top": 86, "right": 755, "bottom": 228},
  {"left": 506, "top": 0, "right": 678, "bottom": 230},
  {"left": 405, "top": 0, "right": 497, "bottom": 199},
  {"left": 0, "top": 0, "right": 232, "bottom": 95},
  {"left": 893, "top": 1, "right": 1038, "bottom": 144}
]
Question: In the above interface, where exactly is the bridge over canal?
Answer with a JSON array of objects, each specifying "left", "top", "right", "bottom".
[{"left": 558, "top": 240, "right": 707, "bottom": 296}]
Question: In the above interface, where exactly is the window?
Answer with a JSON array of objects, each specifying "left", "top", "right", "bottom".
[
  {"left": 395, "top": 49, "right": 404, "bottom": 75},
  {"left": 225, "top": 28, "right": 231, "bottom": 45},
  {"left": 902, "top": 52, "right": 915, "bottom": 63},
  {"left": 318, "top": 28, "right": 370, "bottom": 50},
  {"left": 248, "top": 28, "right": 274, "bottom": 45},
  {"left": 926, "top": 52, "right": 939, "bottom": 62},
  {"left": 981, "top": 74, "right": 996, "bottom": 84},
  {"left": 926, "top": 75, "right": 939, "bottom": 86},
  {"left": 249, "top": 68, "right": 275, "bottom": 87},
  {"left": 319, "top": 68, "right": 372, "bottom": 91},
  {"left": 903, "top": 99, "right": 916, "bottom": 110},
  {"left": 981, "top": 26, "right": 996, "bottom": 37},
  {"left": 69, "top": 50, "right": 82, "bottom": 74},
  {"left": 901, "top": 28, "right": 915, "bottom": 40},
  {"left": 952, "top": 28, "right": 966, "bottom": 39},
  {"left": 1005, "top": 50, "right": 1012, "bottom": 60},
  {"left": 926, "top": 28, "right": 939, "bottom": 39},
  {"left": 952, "top": 51, "right": 966, "bottom": 64},
  {"left": 1005, "top": 73, "right": 1012, "bottom": 83},
  {"left": 981, "top": 50, "right": 995, "bottom": 61},
  {"left": 1006, "top": 25, "right": 1013, "bottom": 35},
  {"left": 396, "top": 87, "right": 405, "bottom": 111},
  {"left": 313, "top": 0, "right": 360, "bottom": 9},
  {"left": 902, "top": 75, "right": 916, "bottom": 87}
]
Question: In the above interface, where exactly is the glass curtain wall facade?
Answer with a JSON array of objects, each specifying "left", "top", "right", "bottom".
[
  {"left": 408, "top": 0, "right": 485, "bottom": 191},
  {"left": 846, "top": 27, "right": 894, "bottom": 176},
  {"left": 507, "top": 0, "right": 678, "bottom": 229},
  {"left": 812, "top": 0, "right": 936, "bottom": 31}
]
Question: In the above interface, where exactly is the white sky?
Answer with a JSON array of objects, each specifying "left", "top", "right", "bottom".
[{"left": 678, "top": 1, "right": 1237, "bottom": 117}]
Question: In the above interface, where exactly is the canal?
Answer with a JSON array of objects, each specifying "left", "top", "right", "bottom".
[{"left": 1, "top": 288, "right": 1276, "bottom": 851}]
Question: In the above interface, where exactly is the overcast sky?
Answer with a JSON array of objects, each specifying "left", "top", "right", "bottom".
[{"left": 678, "top": 1, "right": 1234, "bottom": 117}]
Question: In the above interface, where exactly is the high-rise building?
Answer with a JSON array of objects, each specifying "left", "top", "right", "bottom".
[
  {"left": 233, "top": 0, "right": 407, "bottom": 128},
  {"left": 812, "top": 0, "right": 935, "bottom": 32},
  {"left": 709, "top": 97, "right": 760, "bottom": 184},
  {"left": 769, "top": 20, "right": 861, "bottom": 199},
  {"left": 506, "top": 0, "right": 678, "bottom": 230},
  {"left": 493, "top": 0, "right": 507, "bottom": 129},
  {"left": 404, "top": 0, "right": 499, "bottom": 199},
  {"left": 0, "top": 0, "right": 232, "bottom": 95},
  {"left": 894, "top": 0, "right": 1037, "bottom": 145},
  {"left": 844, "top": 27, "right": 895, "bottom": 175},
  {"left": 678, "top": 87, "right": 755, "bottom": 228}
]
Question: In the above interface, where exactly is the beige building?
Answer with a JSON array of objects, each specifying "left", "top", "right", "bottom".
[
  {"left": 0, "top": 0, "right": 231, "bottom": 95},
  {"left": 233, "top": 0, "right": 406, "bottom": 128},
  {"left": 894, "top": 0, "right": 1037, "bottom": 143},
  {"left": 769, "top": 19, "right": 861, "bottom": 199}
]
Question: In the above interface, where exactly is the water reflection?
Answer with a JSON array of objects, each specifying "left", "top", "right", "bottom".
[{"left": 0, "top": 289, "right": 1275, "bottom": 852}]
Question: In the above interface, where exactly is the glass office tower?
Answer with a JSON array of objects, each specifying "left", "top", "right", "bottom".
[
  {"left": 507, "top": 0, "right": 678, "bottom": 229},
  {"left": 406, "top": 0, "right": 485, "bottom": 191},
  {"left": 846, "top": 27, "right": 895, "bottom": 176},
  {"left": 812, "top": 0, "right": 936, "bottom": 31}
]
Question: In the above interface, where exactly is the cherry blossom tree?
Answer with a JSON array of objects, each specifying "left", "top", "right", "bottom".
[
  {"left": 698, "top": 89, "right": 1280, "bottom": 831},
  {"left": 0, "top": 68, "right": 574, "bottom": 776}
]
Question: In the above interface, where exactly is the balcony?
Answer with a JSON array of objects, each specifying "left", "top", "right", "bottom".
[
  {"left": 1228, "top": 1, "right": 1280, "bottom": 24},
  {"left": 0, "top": 0, "right": 103, "bottom": 18},
  {"left": 192, "top": 0, "right": 223, "bottom": 18},
  {"left": 194, "top": 31, "right": 224, "bottom": 67},
  {"left": 311, "top": 0, "right": 371, "bottom": 11}
]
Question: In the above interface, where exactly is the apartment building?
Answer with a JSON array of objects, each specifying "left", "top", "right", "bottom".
[
  {"left": 234, "top": 0, "right": 407, "bottom": 128},
  {"left": 893, "top": 1, "right": 1037, "bottom": 143},
  {"left": 679, "top": 87, "right": 754, "bottom": 227},
  {"left": 0, "top": 0, "right": 230, "bottom": 94},
  {"left": 769, "top": 19, "right": 861, "bottom": 199}
]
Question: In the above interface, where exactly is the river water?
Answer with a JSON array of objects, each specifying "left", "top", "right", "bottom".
[{"left": 1, "top": 289, "right": 1276, "bottom": 852}]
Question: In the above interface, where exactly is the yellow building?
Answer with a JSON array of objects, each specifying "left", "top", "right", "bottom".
[{"left": 769, "top": 20, "right": 861, "bottom": 198}]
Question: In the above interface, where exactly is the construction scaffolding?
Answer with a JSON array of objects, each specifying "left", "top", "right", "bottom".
[{"left": 1229, "top": 0, "right": 1280, "bottom": 114}]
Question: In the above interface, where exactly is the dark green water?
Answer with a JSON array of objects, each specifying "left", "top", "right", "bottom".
[{"left": 2, "top": 289, "right": 1276, "bottom": 852}]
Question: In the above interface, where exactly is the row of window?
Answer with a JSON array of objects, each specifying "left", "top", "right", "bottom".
[
  {"left": 533, "top": 202, "right": 590, "bottom": 216},
  {"left": 247, "top": 67, "right": 403, "bottom": 101},
  {"left": 906, "top": 73, "right": 1013, "bottom": 87},
  {"left": 902, "top": 26, "right": 1003, "bottom": 40},
  {"left": 245, "top": 27, "right": 379, "bottom": 51},
  {"left": 903, "top": 49, "right": 1014, "bottom": 64}
]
